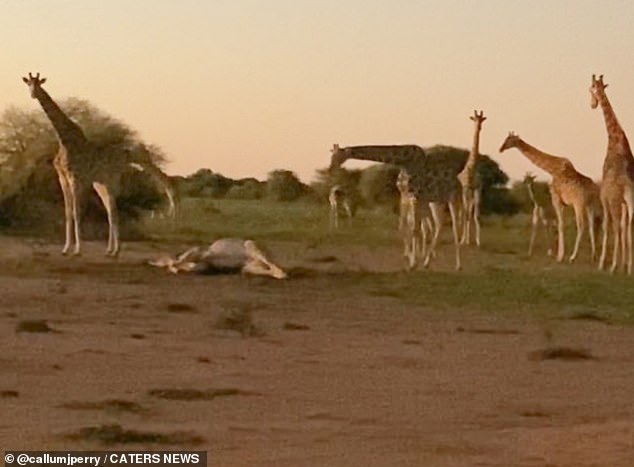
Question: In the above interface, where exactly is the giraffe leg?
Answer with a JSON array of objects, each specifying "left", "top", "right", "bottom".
[
  {"left": 68, "top": 179, "right": 82, "bottom": 256},
  {"left": 473, "top": 188, "right": 482, "bottom": 247},
  {"left": 344, "top": 202, "right": 353, "bottom": 227},
  {"left": 243, "top": 240, "right": 287, "bottom": 279},
  {"left": 587, "top": 207, "right": 597, "bottom": 263},
  {"left": 609, "top": 205, "right": 620, "bottom": 274},
  {"left": 423, "top": 202, "right": 443, "bottom": 268},
  {"left": 460, "top": 200, "right": 471, "bottom": 245},
  {"left": 568, "top": 204, "right": 585, "bottom": 263},
  {"left": 623, "top": 203, "right": 634, "bottom": 275},
  {"left": 459, "top": 193, "right": 470, "bottom": 245},
  {"left": 598, "top": 199, "right": 609, "bottom": 270},
  {"left": 551, "top": 193, "right": 565, "bottom": 262},
  {"left": 448, "top": 199, "right": 461, "bottom": 271},
  {"left": 56, "top": 170, "right": 73, "bottom": 255},
  {"left": 405, "top": 198, "right": 421, "bottom": 270},
  {"left": 93, "top": 182, "right": 120, "bottom": 256},
  {"left": 621, "top": 197, "right": 633, "bottom": 275},
  {"left": 528, "top": 206, "right": 539, "bottom": 257}
]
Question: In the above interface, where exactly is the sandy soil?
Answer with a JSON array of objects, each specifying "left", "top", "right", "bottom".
[{"left": 1, "top": 236, "right": 633, "bottom": 466}]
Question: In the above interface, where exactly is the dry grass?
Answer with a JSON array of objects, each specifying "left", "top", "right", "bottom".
[
  {"left": 66, "top": 424, "right": 203, "bottom": 446},
  {"left": 528, "top": 346, "right": 595, "bottom": 361},
  {"left": 15, "top": 320, "right": 56, "bottom": 333}
]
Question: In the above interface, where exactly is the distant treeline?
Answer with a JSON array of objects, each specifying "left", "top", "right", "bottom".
[{"left": 0, "top": 96, "right": 546, "bottom": 235}]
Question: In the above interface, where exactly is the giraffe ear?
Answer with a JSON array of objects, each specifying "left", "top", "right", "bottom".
[
  {"left": 39, "top": 78, "right": 46, "bottom": 85},
  {"left": 22, "top": 77, "right": 28, "bottom": 83}
]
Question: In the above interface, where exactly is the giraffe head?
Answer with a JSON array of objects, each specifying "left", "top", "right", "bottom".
[
  {"left": 396, "top": 169, "right": 410, "bottom": 193},
  {"left": 470, "top": 110, "right": 486, "bottom": 128},
  {"left": 523, "top": 172, "right": 536, "bottom": 187},
  {"left": 589, "top": 74, "right": 608, "bottom": 109},
  {"left": 499, "top": 131, "right": 521, "bottom": 152},
  {"left": 21, "top": 72, "right": 47, "bottom": 98},
  {"left": 329, "top": 144, "right": 349, "bottom": 171}
]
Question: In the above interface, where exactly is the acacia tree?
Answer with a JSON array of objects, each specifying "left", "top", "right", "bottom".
[
  {"left": 0, "top": 99, "right": 168, "bottom": 232},
  {"left": 266, "top": 169, "right": 307, "bottom": 201}
]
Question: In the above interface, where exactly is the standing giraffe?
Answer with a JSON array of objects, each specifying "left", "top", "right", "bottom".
[
  {"left": 22, "top": 73, "right": 160, "bottom": 256},
  {"left": 589, "top": 74, "right": 634, "bottom": 274},
  {"left": 523, "top": 173, "right": 556, "bottom": 257},
  {"left": 396, "top": 169, "right": 439, "bottom": 263},
  {"left": 458, "top": 110, "right": 486, "bottom": 246},
  {"left": 328, "top": 184, "right": 353, "bottom": 229},
  {"left": 499, "top": 132, "right": 599, "bottom": 263},
  {"left": 330, "top": 144, "right": 461, "bottom": 270}
]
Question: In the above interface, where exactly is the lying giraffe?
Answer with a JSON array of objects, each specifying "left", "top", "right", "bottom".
[
  {"left": 328, "top": 185, "right": 353, "bottom": 229},
  {"left": 149, "top": 238, "right": 287, "bottom": 279}
]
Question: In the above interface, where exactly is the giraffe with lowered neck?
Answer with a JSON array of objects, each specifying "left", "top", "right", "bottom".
[
  {"left": 129, "top": 145, "right": 179, "bottom": 220},
  {"left": 499, "top": 132, "right": 599, "bottom": 263},
  {"left": 458, "top": 110, "right": 486, "bottom": 247},
  {"left": 523, "top": 173, "right": 556, "bottom": 257},
  {"left": 590, "top": 74, "right": 634, "bottom": 274},
  {"left": 330, "top": 144, "right": 461, "bottom": 270}
]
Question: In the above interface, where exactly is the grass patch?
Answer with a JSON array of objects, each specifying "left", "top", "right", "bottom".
[
  {"left": 166, "top": 303, "right": 198, "bottom": 313},
  {"left": 528, "top": 346, "right": 595, "bottom": 361},
  {"left": 215, "top": 302, "right": 264, "bottom": 337},
  {"left": 148, "top": 388, "right": 251, "bottom": 401},
  {"left": 283, "top": 322, "right": 310, "bottom": 331},
  {"left": 66, "top": 424, "right": 203, "bottom": 446},
  {"left": 59, "top": 399, "right": 146, "bottom": 414},
  {"left": 16, "top": 320, "right": 56, "bottom": 333}
]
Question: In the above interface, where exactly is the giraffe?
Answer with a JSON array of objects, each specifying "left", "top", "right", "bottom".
[
  {"left": 457, "top": 110, "right": 486, "bottom": 246},
  {"left": 396, "top": 169, "right": 438, "bottom": 261},
  {"left": 523, "top": 173, "right": 556, "bottom": 257},
  {"left": 129, "top": 161, "right": 180, "bottom": 220},
  {"left": 328, "top": 184, "right": 353, "bottom": 229},
  {"left": 499, "top": 132, "right": 599, "bottom": 263},
  {"left": 21, "top": 73, "right": 159, "bottom": 256},
  {"left": 589, "top": 74, "right": 634, "bottom": 274},
  {"left": 148, "top": 238, "right": 287, "bottom": 279},
  {"left": 330, "top": 144, "right": 461, "bottom": 270}
]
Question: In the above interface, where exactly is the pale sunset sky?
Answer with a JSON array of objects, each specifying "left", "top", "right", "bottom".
[{"left": 1, "top": 1, "right": 633, "bottom": 183}]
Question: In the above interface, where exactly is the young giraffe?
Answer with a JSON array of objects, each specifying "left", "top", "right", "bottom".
[
  {"left": 396, "top": 169, "right": 439, "bottom": 262},
  {"left": 129, "top": 160, "right": 179, "bottom": 220},
  {"left": 458, "top": 110, "right": 486, "bottom": 247},
  {"left": 328, "top": 184, "right": 353, "bottom": 229},
  {"left": 330, "top": 144, "right": 461, "bottom": 270},
  {"left": 499, "top": 132, "right": 599, "bottom": 263},
  {"left": 589, "top": 74, "right": 634, "bottom": 274},
  {"left": 22, "top": 73, "right": 157, "bottom": 256},
  {"left": 523, "top": 173, "right": 556, "bottom": 257}
]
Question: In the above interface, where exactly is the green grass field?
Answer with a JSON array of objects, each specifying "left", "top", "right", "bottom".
[{"left": 141, "top": 198, "right": 634, "bottom": 323}]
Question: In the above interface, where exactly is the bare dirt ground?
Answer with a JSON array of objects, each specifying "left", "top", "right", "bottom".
[{"left": 1, "top": 236, "right": 633, "bottom": 466}]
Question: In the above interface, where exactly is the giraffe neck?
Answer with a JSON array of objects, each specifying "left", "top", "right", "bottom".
[
  {"left": 596, "top": 90, "right": 633, "bottom": 158},
  {"left": 464, "top": 126, "right": 482, "bottom": 172},
  {"left": 33, "top": 86, "right": 87, "bottom": 148},
  {"left": 343, "top": 145, "right": 423, "bottom": 166},
  {"left": 143, "top": 163, "right": 177, "bottom": 213},
  {"left": 513, "top": 140, "right": 565, "bottom": 176}
]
